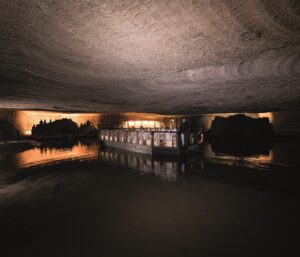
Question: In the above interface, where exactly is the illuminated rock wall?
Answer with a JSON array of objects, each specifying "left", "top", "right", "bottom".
[
  {"left": 1, "top": 109, "right": 300, "bottom": 137},
  {"left": 197, "top": 112, "right": 300, "bottom": 136},
  {"left": 272, "top": 111, "right": 300, "bottom": 136},
  {"left": 0, "top": 109, "right": 100, "bottom": 136}
]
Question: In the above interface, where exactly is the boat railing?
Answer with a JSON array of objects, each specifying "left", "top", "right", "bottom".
[{"left": 99, "top": 129, "right": 195, "bottom": 148}]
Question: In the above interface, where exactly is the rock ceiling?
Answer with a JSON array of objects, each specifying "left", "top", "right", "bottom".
[{"left": 0, "top": 0, "right": 300, "bottom": 114}]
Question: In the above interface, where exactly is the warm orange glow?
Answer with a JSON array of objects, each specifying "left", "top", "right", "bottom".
[
  {"left": 17, "top": 143, "right": 98, "bottom": 168},
  {"left": 258, "top": 112, "right": 274, "bottom": 123},
  {"left": 123, "top": 120, "right": 162, "bottom": 129},
  {"left": 16, "top": 111, "right": 100, "bottom": 136},
  {"left": 199, "top": 112, "right": 274, "bottom": 130},
  {"left": 203, "top": 144, "right": 274, "bottom": 170}
]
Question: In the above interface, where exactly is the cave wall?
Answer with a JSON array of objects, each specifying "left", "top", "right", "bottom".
[
  {"left": 0, "top": 109, "right": 19, "bottom": 139},
  {"left": 16, "top": 111, "right": 100, "bottom": 135},
  {"left": 0, "top": 109, "right": 100, "bottom": 136},
  {"left": 272, "top": 111, "right": 300, "bottom": 136},
  {"left": 196, "top": 111, "right": 300, "bottom": 136},
  {"left": 0, "top": 109, "right": 17, "bottom": 123},
  {"left": 1, "top": 109, "right": 300, "bottom": 138}
]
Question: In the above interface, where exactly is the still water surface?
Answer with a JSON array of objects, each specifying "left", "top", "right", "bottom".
[{"left": 0, "top": 139, "right": 299, "bottom": 257}]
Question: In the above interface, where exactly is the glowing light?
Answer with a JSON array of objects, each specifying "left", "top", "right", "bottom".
[
  {"left": 200, "top": 112, "right": 274, "bottom": 130},
  {"left": 123, "top": 120, "right": 161, "bottom": 129},
  {"left": 128, "top": 121, "right": 135, "bottom": 127},
  {"left": 203, "top": 144, "right": 274, "bottom": 170},
  {"left": 258, "top": 112, "right": 274, "bottom": 123},
  {"left": 17, "top": 143, "right": 98, "bottom": 168},
  {"left": 16, "top": 111, "right": 100, "bottom": 136}
]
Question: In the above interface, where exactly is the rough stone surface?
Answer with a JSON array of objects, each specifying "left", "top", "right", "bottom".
[{"left": 0, "top": 0, "right": 300, "bottom": 114}]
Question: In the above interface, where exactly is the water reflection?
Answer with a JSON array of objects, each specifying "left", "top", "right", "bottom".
[
  {"left": 1, "top": 141, "right": 299, "bottom": 257},
  {"left": 0, "top": 138, "right": 299, "bottom": 205},
  {"left": 209, "top": 140, "right": 273, "bottom": 157},
  {"left": 99, "top": 150, "right": 194, "bottom": 182},
  {"left": 0, "top": 139, "right": 298, "bottom": 185},
  {"left": 17, "top": 139, "right": 99, "bottom": 168},
  {"left": 0, "top": 139, "right": 99, "bottom": 181},
  {"left": 203, "top": 141, "right": 299, "bottom": 169},
  {"left": 204, "top": 141, "right": 275, "bottom": 170}
]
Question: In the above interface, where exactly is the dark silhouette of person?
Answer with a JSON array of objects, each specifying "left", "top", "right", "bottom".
[
  {"left": 179, "top": 118, "right": 190, "bottom": 146},
  {"left": 198, "top": 128, "right": 204, "bottom": 144},
  {"left": 179, "top": 118, "right": 190, "bottom": 132}
]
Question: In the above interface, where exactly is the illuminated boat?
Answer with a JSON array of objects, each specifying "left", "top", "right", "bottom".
[{"left": 99, "top": 129, "right": 190, "bottom": 155}]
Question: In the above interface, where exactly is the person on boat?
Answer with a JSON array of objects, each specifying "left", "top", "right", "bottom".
[
  {"left": 179, "top": 118, "right": 190, "bottom": 146},
  {"left": 179, "top": 118, "right": 190, "bottom": 132},
  {"left": 198, "top": 128, "right": 204, "bottom": 144}
]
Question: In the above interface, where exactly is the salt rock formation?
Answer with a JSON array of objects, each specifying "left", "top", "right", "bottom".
[
  {"left": 207, "top": 114, "right": 275, "bottom": 138},
  {"left": 0, "top": 0, "right": 300, "bottom": 114}
]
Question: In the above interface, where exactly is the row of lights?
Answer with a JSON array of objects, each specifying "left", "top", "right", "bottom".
[{"left": 122, "top": 120, "right": 162, "bottom": 129}]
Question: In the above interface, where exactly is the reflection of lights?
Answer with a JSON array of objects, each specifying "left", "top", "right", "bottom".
[
  {"left": 17, "top": 144, "right": 98, "bottom": 168},
  {"left": 202, "top": 144, "right": 274, "bottom": 170},
  {"left": 98, "top": 150, "right": 178, "bottom": 182}
]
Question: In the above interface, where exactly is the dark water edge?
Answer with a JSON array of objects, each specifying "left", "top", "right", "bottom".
[{"left": 0, "top": 139, "right": 299, "bottom": 257}]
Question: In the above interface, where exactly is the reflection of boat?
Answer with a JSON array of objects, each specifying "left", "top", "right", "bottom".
[
  {"left": 209, "top": 139, "right": 272, "bottom": 157},
  {"left": 98, "top": 147, "right": 205, "bottom": 182},
  {"left": 99, "top": 149, "right": 179, "bottom": 181},
  {"left": 0, "top": 140, "right": 41, "bottom": 152}
]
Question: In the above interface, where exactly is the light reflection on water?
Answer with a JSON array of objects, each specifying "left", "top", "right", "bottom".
[
  {"left": 0, "top": 139, "right": 98, "bottom": 181},
  {"left": 1, "top": 139, "right": 299, "bottom": 257},
  {"left": 17, "top": 142, "right": 99, "bottom": 168},
  {"left": 0, "top": 139, "right": 297, "bottom": 184},
  {"left": 98, "top": 150, "right": 181, "bottom": 182},
  {"left": 0, "top": 138, "right": 299, "bottom": 203},
  {"left": 202, "top": 143, "right": 275, "bottom": 170}
]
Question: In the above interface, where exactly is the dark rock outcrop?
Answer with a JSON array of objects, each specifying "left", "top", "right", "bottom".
[
  {"left": 207, "top": 114, "right": 275, "bottom": 140},
  {"left": 0, "top": 119, "right": 18, "bottom": 140},
  {"left": 32, "top": 118, "right": 78, "bottom": 136},
  {"left": 31, "top": 118, "right": 97, "bottom": 137},
  {"left": 78, "top": 121, "right": 98, "bottom": 136}
]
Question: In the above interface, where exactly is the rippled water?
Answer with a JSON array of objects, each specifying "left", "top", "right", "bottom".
[{"left": 0, "top": 139, "right": 299, "bottom": 257}]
